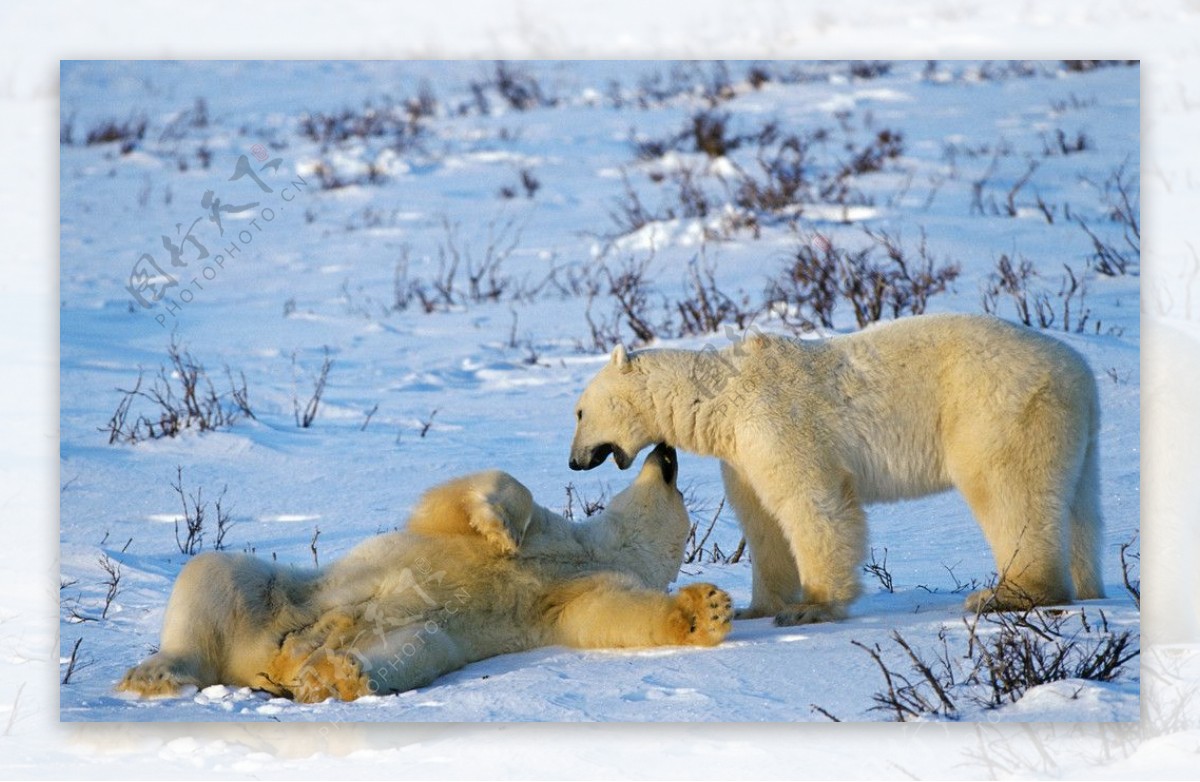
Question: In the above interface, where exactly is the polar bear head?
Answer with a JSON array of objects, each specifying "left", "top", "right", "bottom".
[
  {"left": 595, "top": 443, "right": 690, "bottom": 588},
  {"left": 604, "top": 443, "right": 683, "bottom": 522},
  {"left": 569, "top": 344, "right": 655, "bottom": 471}
]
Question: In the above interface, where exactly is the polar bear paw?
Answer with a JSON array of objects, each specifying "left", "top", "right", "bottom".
[
  {"left": 117, "top": 654, "right": 200, "bottom": 698},
  {"left": 264, "top": 612, "right": 374, "bottom": 702},
  {"left": 964, "top": 582, "right": 1066, "bottom": 614},
  {"left": 669, "top": 583, "right": 733, "bottom": 646},
  {"left": 287, "top": 648, "right": 373, "bottom": 703},
  {"left": 773, "top": 602, "right": 847, "bottom": 626}
]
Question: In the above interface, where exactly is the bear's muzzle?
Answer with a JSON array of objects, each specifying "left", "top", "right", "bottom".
[{"left": 570, "top": 443, "right": 634, "bottom": 471}]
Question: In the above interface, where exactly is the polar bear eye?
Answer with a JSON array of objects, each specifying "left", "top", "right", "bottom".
[{"left": 576, "top": 410, "right": 583, "bottom": 421}]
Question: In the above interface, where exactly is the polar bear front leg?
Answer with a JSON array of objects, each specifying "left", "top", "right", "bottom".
[
  {"left": 744, "top": 464, "right": 866, "bottom": 625},
  {"left": 545, "top": 573, "right": 733, "bottom": 648},
  {"left": 721, "top": 462, "right": 802, "bottom": 618}
]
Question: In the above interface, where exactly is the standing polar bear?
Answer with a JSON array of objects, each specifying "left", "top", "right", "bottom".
[
  {"left": 119, "top": 445, "right": 733, "bottom": 702},
  {"left": 570, "top": 313, "right": 1105, "bottom": 625}
]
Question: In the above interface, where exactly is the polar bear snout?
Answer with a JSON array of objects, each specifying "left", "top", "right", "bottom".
[
  {"left": 569, "top": 442, "right": 612, "bottom": 471},
  {"left": 570, "top": 442, "right": 634, "bottom": 471}
]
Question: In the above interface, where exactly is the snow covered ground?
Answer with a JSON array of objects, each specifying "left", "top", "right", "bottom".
[
  {"left": 0, "top": 1, "right": 1197, "bottom": 777},
  {"left": 58, "top": 59, "right": 1141, "bottom": 724}
]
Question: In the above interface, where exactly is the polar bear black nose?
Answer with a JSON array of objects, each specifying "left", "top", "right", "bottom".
[
  {"left": 570, "top": 443, "right": 613, "bottom": 471},
  {"left": 647, "top": 443, "right": 678, "bottom": 484}
]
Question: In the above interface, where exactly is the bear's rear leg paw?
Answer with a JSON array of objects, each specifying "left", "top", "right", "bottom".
[
  {"left": 668, "top": 584, "right": 733, "bottom": 646},
  {"left": 964, "top": 582, "right": 1069, "bottom": 614},
  {"left": 117, "top": 655, "right": 200, "bottom": 698},
  {"left": 773, "top": 602, "right": 847, "bottom": 626},
  {"left": 287, "top": 649, "right": 373, "bottom": 704},
  {"left": 264, "top": 613, "right": 371, "bottom": 702}
]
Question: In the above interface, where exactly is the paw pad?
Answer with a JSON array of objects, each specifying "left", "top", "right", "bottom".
[{"left": 674, "top": 583, "right": 733, "bottom": 646}]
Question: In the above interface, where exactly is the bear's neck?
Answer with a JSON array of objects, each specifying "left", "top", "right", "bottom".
[
  {"left": 635, "top": 348, "right": 739, "bottom": 460},
  {"left": 574, "top": 505, "right": 687, "bottom": 591}
]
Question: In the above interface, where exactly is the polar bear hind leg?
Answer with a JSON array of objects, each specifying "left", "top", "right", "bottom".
[
  {"left": 119, "top": 552, "right": 316, "bottom": 697},
  {"left": 954, "top": 390, "right": 1084, "bottom": 612},
  {"left": 1067, "top": 430, "right": 1105, "bottom": 600}
]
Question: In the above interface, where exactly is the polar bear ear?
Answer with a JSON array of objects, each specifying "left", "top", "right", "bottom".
[{"left": 611, "top": 344, "right": 632, "bottom": 372}]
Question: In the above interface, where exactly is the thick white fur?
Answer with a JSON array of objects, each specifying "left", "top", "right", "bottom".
[
  {"left": 118, "top": 447, "right": 732, "bottom": 702},
  {"left": 570, "top": 313, "right": 1105, "bottom": 624}
]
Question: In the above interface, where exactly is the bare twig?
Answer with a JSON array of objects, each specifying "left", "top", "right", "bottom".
[
  {"left": 294, "top": 348, "right": 333, "bottom": 428},
  {"left": 1119, "top": 533, "right": 1140, "bottom": 608},
  {"left": 419, "top": 408, "right": 439, "bottom": 438},
  {"left": 99, "top": 554, "right": 121, "bottom": 619},
  {"left": 171, "top": 466, "right": 204, "bottom": 555},
  {"left": 890, "top": 631, "right": 956, "bottom": 714},
  {"left": 61, "top": 638, "right": 86, "bottom": 685},
  {"left": 810, "top": 703, "right": 842, "bottom": 722},
  {"left": 684, "top": 499, "right": 725, "bottom": 564},
  {"left": 213, "top": 486, "right": 233, "bottom": 551},
  {"left": 864, "top": 547, "right": 894, "bottom": 593},
  {"left": 851, "top": 639, "right": 912, "bottom": 721},
  {"left": 361, "top": 403, "right": 380, "bottom": 431}
]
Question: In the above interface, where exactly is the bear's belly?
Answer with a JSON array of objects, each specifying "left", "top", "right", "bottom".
[{"left": 845, "top": 436, "right": 952, "bottom": 504}]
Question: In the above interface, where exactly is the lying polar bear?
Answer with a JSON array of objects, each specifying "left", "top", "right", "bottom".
[
  {"left": 119, "top": 445, "right": 732, "bottom": 702},
  {"left": 569, "top": 313, "right": 1105, "bottom": 625}
]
